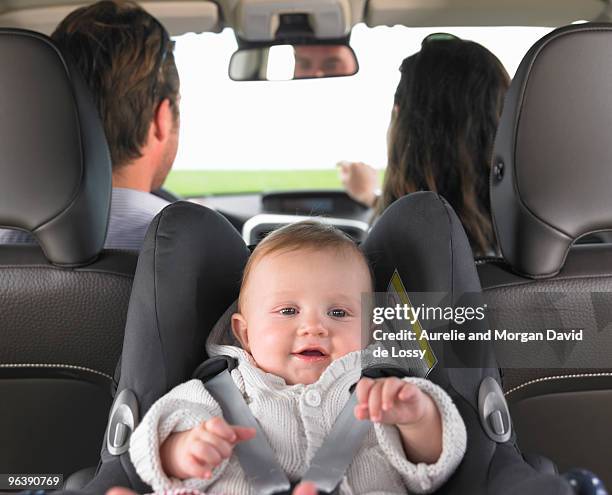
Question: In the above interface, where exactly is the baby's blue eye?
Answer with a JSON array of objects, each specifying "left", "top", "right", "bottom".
[
  {"left": 328, "top": 309, "right": 347, "bottom": 318},
  {"left": 279, "top": 307, "right": 296, "bottom": 315}
]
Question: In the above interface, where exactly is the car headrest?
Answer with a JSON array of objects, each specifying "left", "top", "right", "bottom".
[
  {"left": 0, "top": 29, "right": 111, "bottom": 266},
  {"left": 491, "top": 23, "right": 612, "bottom": 279}
]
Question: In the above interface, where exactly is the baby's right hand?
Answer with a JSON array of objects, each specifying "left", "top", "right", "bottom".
[{"left": 160, "top": 417, "right": 256, "bottom": 480}]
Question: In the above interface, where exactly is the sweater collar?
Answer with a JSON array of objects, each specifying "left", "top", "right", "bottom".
[{"left": 208, "top": 342, "right": 363, "bottom": 393}]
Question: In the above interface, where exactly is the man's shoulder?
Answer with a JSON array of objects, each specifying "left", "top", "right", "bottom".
[
  {"left": 111, "top": 187, "right": 170, "bottom": 215},
  {"left": 106, "top": 188, "right": 170, "bottom": 250}
]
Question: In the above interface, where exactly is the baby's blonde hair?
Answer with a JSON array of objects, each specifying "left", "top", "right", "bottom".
[{"left": 238, "top": 221, "right": 373, "bottom": 311}]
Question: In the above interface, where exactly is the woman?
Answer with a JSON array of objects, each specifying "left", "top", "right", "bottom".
[{"left": 341, "top": 35, "right": 510, "bottom": 257}]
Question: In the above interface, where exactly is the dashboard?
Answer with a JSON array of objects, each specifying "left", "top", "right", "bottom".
[{"left": 190, "top": 190, "right": 371, "bottom": 245}]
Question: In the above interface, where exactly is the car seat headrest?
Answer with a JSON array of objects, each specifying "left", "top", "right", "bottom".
[
  {"left": 491, "top": 23, "right": 612, "bottom": 278},
  {"left": 0, "top": 29, "right": 111, "bottom": 266}
]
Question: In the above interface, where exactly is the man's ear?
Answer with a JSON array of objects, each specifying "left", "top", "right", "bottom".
[
  {"left": 152, "top": 98, "right": 174, "bottom": 143},
  {"left": 231, "top": 313, "right": 250, "bottom": 351}
]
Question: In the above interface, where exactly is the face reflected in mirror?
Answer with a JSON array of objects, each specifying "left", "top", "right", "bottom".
[{"left": 293, "top": 45, "right": 358, "bottom": 78}]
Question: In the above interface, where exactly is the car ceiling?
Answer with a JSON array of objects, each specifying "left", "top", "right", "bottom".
[{"left": 0, "top": 0, "right": 607, "bottom": 37}]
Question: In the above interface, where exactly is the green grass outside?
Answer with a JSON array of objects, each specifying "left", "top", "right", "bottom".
[
  {"left": 165, "top": 169, "right": 334, "bottom": 196},
  {"left": 165, "top": 169, "right": 386, "bottom": 196}
]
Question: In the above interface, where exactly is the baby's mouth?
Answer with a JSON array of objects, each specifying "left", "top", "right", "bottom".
[{"left": 292, "top": 347, "right": 329, "bottom": 362}]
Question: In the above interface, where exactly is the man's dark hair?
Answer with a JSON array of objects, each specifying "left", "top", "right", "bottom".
[{"left": 52, "top": 0, "right": 180, "bottom": 169}]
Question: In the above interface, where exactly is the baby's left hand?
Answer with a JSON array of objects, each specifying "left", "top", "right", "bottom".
[{"left": 354, "top": 377, "right": 428, "bottom": 426}]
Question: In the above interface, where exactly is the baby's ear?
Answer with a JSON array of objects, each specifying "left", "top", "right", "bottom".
[{"left": 231, "top": 313, "right": 250, "bottom": 351}]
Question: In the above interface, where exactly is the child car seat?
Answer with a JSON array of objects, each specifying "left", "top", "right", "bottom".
[{"left": 66, "top": 194, "right": 577, "bottom": 495}]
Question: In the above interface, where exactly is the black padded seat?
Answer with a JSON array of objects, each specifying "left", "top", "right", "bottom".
[
  {"left": 0, "top": 29, "right": 138, "bottom": 477},
  {"left": 478, "top": 248, "right": 612, "bottom": 482},
  {"left": 0, "top": 246, "right": 138, "bottom": 477},
  {"left": 480, "top": 23, "right": 612, "bottom": 485},
  {"left": 72, "top": 197, "right": 572, "bottom": 495}
]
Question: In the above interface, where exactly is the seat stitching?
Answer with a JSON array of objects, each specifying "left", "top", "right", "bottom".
[
  {"left": 0, "top": 363, "right": 113, "bottom": 381},
  {"left": 504, "top": 372, "right": 612, "bottom": 397}
]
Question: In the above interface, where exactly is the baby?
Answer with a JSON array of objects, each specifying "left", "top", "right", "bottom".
[{"left": 129, "top": 221, "right": 466, "bottom": 494}]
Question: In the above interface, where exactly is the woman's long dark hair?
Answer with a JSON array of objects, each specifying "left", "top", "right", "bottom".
[{"left": 376, "top": 39, "right": 510, "bottom": 256}]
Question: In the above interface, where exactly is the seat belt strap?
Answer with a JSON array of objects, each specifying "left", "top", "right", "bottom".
[
  {"left": 197, "top": 356, "right": 372, "bottom": 495},
  {"left": 301, "top": 393, "right": 371, "bottom": 493},
  {"left": 205, "top": 369, "right": 292, "bottom": 495}
]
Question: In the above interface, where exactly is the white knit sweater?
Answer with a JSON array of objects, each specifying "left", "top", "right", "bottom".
[{"left": 129, "top": 317, "right": 466, "bottom": 494}]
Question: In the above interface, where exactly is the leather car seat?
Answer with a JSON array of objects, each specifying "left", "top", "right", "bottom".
[
  {"left": 478, "top": 23, "right": 612, "bottom": 486},
  {"left": 0, "top": 29, "right": 138, "bottom": 478}
]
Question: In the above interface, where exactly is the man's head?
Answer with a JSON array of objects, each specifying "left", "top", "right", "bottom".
[
  {"left": 231, "top": 221, "right": 373, "bottom": 385},
  {"left": 52, "top": 0, "right": 180, "bottom": 190},
  {"left": 294, "top": 44, "right": 357, "bottom": 79}
]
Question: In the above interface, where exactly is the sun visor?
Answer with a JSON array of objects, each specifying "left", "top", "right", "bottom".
[
  {"left": 0, "top": 1, "right": 220, "bottom": 36},
  {"left": 364, "top": 0, "right": 602, "bottom": 28}
]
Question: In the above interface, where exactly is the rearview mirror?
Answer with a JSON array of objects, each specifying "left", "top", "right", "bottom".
[{"left": 229, "top": 44, "right": 358, "bottom": 81}]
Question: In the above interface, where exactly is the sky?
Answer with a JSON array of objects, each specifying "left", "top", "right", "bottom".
[{"left": 172, "top": 25, "right": 553, "bottom": 171}]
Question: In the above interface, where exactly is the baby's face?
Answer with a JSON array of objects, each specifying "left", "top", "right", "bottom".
[{"left": 231, "top": 247, "right": 371, "bottom": 385}]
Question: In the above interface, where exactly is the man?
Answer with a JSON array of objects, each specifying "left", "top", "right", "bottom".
[
  {"left": 0, "top": 0, "right": 180, "bottom": 250},
  {"left": 293, "top": 44, "right": 358, "bottom": 78}
]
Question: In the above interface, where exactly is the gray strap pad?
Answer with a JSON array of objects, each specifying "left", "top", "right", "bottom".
[
  {"left": 205, "top": 367, "right": 371, "bottom": 494},
  {"left": 302, "top": 393, "right": 371, "bottom": 492},
  {"left": 206, "top": 370, "right": 291, "bottom": 494}
]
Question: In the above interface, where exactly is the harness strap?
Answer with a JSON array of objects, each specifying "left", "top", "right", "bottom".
[
  {"left": 205, "top": 367, "right": 291, "bottom": 495},
  {"left": 300, "top": 393, "right": 370, "bottom": 492},
  {"left": 195, "top": 356, "right": 372, "bottom": 495}
]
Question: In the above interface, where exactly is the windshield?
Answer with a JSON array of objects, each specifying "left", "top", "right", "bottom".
[{"left": 168, "top": 24, "right": 553, "bottom": 197}]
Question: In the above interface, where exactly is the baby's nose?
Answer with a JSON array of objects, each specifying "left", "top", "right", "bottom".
[{"left": 299, "top": 315, "right": 328, "bottom": 336}]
